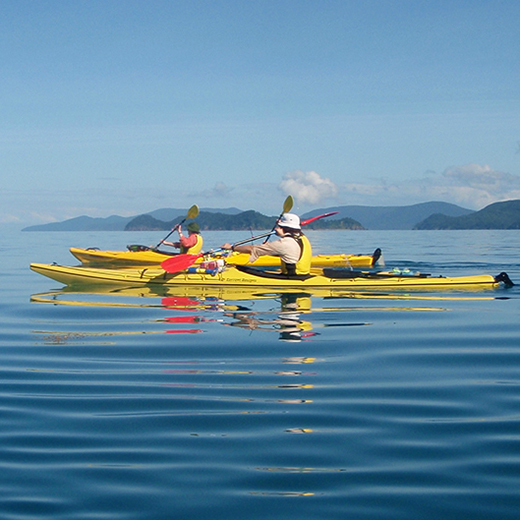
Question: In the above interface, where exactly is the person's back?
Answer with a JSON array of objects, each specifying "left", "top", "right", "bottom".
[{"left": 287, "top": 233, "right": 311, "bottom": 275}]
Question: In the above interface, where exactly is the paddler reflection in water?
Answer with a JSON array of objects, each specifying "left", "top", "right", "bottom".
[
  {"left": 224, "top": 294, "right": 317, "bottom": 342},
  {"left": 161, "top": 222, "right": 203, "bottom": 254},
  {"left": 221, "top": 213, "right": 312, "bottom": 276}
]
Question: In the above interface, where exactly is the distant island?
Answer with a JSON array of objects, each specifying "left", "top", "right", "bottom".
[
  {"left": 125, "top": 210, "right": 364, "bottom": 232},
  {"left": 414, "top": 200, "right": 520, "bottom": 229},
  {"left": 21, "top": 200, "right": 520, "bottom": 231},
  {"left": 300, "top": 201, "right": 472, "bottom": 230}
]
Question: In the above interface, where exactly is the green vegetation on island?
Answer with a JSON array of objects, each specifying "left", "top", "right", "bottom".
[
  {"left": 125, "top": 210, "right": 364, "bottom": 231},
  {"left": 414, "top": 200, "right": 520, "bottom": 229}
]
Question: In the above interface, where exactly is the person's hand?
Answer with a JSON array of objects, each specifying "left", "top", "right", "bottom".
[{"left": 221, "top": 243, "right": 233, "bottom": 250}]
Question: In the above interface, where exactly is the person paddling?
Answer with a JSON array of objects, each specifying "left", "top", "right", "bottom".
[
  {"left": 162, "top": 222, "right": 203, "bottom": 255},
  {"left": 221, "top": 213, "right": 312, "bottom": 276}
]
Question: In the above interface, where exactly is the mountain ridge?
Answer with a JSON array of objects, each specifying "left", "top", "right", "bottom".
[
  {"left": 21, "top": 200, "right": 520, "bottom": 231},
  {"left": 414, "top": 200, "right": 520, "bottom": 229},
  {"left": 124, "top": 210, "right": 364, "bottom": 232},
  {"left": 302, "top": 201, "right": 473, "bottom": 230}
]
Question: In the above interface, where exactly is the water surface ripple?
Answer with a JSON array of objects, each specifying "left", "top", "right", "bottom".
[{"left": 1, "top": 230, "right": 520, "bottom": 519}]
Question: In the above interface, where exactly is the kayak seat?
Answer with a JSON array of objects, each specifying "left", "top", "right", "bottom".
[
  {"left": 322, "top": 268, "right": 430, "bottom": 279},
  {"left": 126, "top": 244, "right": 173, "bottom": 256},
  {"left": 235, "top": 265, "right": 314, "bottom": 281},
  {"left": 127, "top": 244, "right": 152, "bottom": 252},
  {"left": 323, "top": 268, "right": 375, "bottom": 279}
]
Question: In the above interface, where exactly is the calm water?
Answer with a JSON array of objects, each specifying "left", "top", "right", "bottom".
[{"left": 1, "top": 229, "right": 520, "bottom": 519}]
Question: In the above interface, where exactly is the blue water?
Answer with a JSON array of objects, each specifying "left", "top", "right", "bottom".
[{"left": 1, "top": 229, "right": 520, "bottom": 519}]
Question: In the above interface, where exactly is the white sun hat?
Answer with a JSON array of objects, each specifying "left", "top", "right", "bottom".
[{"left": 278, "top": 213, "right": 301, "bottom": 230}]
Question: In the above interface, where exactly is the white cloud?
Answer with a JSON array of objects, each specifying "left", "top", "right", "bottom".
[
  {"left": 200, "top": 181, "right": 233, "bottom": 198},
  {"left": 279, "top": 170, "right": 338, "bottom": 205},
  {"left": 332, "top": 164, "right": 520, "bottom": 210},
  {"left": 429, "top": 163, "right": 520, "bottom": 208},
  {"left": 0, "top": 214, "right": 23, "bottom": 224},
  {"left": 443, "top": 163, "right": 520, "bottom": 191}
]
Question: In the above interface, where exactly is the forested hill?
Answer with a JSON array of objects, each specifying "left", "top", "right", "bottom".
[
  {"left": 414, "top": 200, "right": 520, "bottom": 229},
  {"left": 21, "top": 200, "right": 520, "bottom": 231},
  {"left": 124, "top": 210, "right": 364, "bottom": 231},
  {"left": 125, "top": 210, "right": 277, "bottom": 231},
  {"left": 301, "top": 201, "right": 472, "bottom": 230}
]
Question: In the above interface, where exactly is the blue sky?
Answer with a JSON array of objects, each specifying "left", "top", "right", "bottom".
[{"left": 2, "top": 0, "right": 520, "bottom": 227}]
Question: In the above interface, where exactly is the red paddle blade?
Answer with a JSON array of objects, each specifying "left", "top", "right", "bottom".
[
  {"left": 164, "top": 316, "right": 200, "bottom": 323},
  {"left": 161, "top": 254, "right": 201, "bottom": 273},
  {"left": 301, "top": 211, "right": 339, "bottom": 226},
  {"left": 161, "top": 296, "right": 201, "bottom": 308}
]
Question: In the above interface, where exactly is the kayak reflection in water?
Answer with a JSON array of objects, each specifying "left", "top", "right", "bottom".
[
  {"left": 221, "top": 213, "right": 312, "bottom": 276},
  {"left": 224, "top": 294, "right": 317, "bottom": 342}
]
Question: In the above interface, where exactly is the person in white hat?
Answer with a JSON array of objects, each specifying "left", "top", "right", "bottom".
[{"left": 221, "top": 213, "right": 312, "bottom": 275}]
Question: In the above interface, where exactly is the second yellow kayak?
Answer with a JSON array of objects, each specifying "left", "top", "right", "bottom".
[{"left": 69, "top": 246, "right": 384, "bottom": 268}]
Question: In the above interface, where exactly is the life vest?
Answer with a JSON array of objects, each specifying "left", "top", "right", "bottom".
[
  {"left": 180, "top": 234, "right": 203, "bottom": 255},
  {"left": 281, "top": 234, "right": 312, "bottom": 275}
]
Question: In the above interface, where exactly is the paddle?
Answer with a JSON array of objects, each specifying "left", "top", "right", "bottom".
[
  {"left": 160, "top": 232, "right": 274, "bottom": 273},
  {"left": 263, "top": 195, "right": 294, "bottom": 243},
  {"left": 155, "top": 204, "right": 199, "bottom": 249},
  {"left": 300, "top": 211, "right": 339, "bottom": 226},
  {"left": 161, "top": 209, "right": 338, "bottom": 274},
  {"left": 127, "top": 205, "right": 200, "bottom": 252}
]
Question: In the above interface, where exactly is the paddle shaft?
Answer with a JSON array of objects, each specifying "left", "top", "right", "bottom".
[
  {"left": 263, "top": 195, "right": 294, "bottom": 243},
  {"left": 156, "top": 222, "right": 183, "bottom": 249}
]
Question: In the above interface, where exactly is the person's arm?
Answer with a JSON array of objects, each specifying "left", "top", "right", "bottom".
[
  {"left": 221, "top": 243, "right": 254, "bottom": 254},
  {"left": 221, "top": 241, "right": 282, "bottom": 263},
  {"left": 246, "top": 241, "right": 283, "bottom": 263},
  {"left": 179, "top": 234, "right": 198, "bottom": 248},
  {"left": 162, "top": 225, "right": 186, "bottom": 248},
  {"left": 161, "top": 240, "right": 180, "bottom": 248}
]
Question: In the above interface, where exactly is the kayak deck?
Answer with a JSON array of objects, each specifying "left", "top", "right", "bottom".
[
  {"left": 69, "top": 246, "right": 383, "bottom": 268},
  {"left": 30, "top": 262, "right": 513, "bottom": 291}
]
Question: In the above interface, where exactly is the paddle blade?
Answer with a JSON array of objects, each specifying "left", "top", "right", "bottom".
[
  {"left": 187, "top": 204, "right": 199, "bottom": 219},
  {"left": 263, "top": 195, "right": 295, "bottom": 244},
  {"left": 301, "top": 211, "right": 339, "bottom": 226},
  {"left": 161, "top": 296, "right": 201, "bottom": 308},
  {"left": 283, "top": 195, "right": 294, "bottom": 213},
  {"left": 161, "top": 254, "right": 200, "bottom": 273}
]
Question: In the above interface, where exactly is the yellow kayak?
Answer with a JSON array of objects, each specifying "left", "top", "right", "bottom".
[
  {"left": 69, "top": 246, "right": 383, "bottom": 268},
  {"left": 30, "top": 262, "right": 513, "bottom": 291}
]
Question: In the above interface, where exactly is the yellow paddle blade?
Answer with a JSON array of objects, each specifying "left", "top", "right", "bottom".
[
  {"left": 283, "top": 195, "right": 294, "bottom": 214},
  {"left": 187, "top": 204, "right": 199, "bottom": 219}
]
